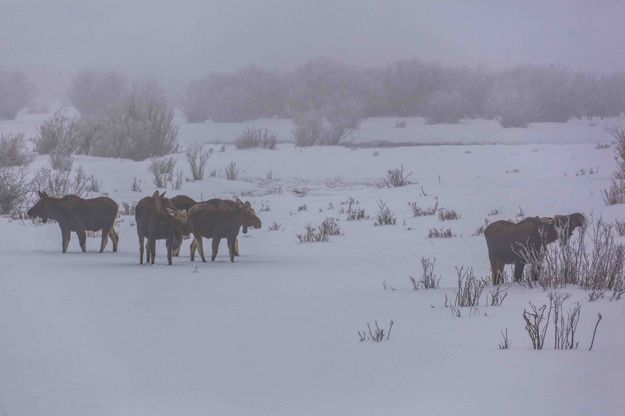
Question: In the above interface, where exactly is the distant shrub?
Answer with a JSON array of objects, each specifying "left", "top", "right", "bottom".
[
  {"left": 357, "top": 320, "right": 394, "bottom": 343},
  {"left": 235, "top": 127, "right": 277, "bottom": 149},
  {"left": 409, "top": 257, "right": 440, "bottom": 290},
  {"left": 185, "top": 144, "right": 212, "bottom": 180},
  {"left": 268, "top": 221, "right": 282, "bottom": 231},
  {"left": 452, "top": 266, "right": 487, "bottom": 307},
  {"left": 292, "top": 99, "right": 362, "bottom": 146},
  {"left": 131, "top": 177, "right": 141, "bottom": 192},
  {"left": 32, "top": 166, "right": 98, "bottom": 198},
  {"left": 438, "top": 208, "right": 460, "bottom": 221},
  {"left": 297, "top": 218, "right": 341, "bottom": 243},
  {"left": 423, "top": 91, "right": 466, "bottom": 124},
  {"left": 0, "top": 167, "right": 31, "bottom": 214},
  {"left": 374, "top": 200, "right": 396, "bottom": 226},
  {"left": 67, "top": 69, "right": 127, "bottom": 116},
  {"left": 603, "top": 179, "right": 625, "bottom": 205},
  {"left": 75, "top": 82, "right": 179, "bottom": 160},
  {"left": 34, "top": 109, "right": 80, "bottom": 155},
  {"left": 0, "top": 133, "right": 34, "bottom": 167},
  {"left": 394, "top": 119, "right": 407, "bottom": 128},
  {"left": 225, "top": 161, "right": 239, "bottom": 180},
  {"left": 49, "top": 152, "right": 74, "bottom": 172},
  {"left": 428, "top": 228, "right": 455, "bottom": 238},
  {"left": 408, "top": 199, "right": 438, "bottom": 217},
  {"left": 382, "top": 165, "right": 413, "bottom": 188},
  {"left": 148, "top": 157, "right": 176, "bottom": 188},
  {"left": 0, "top": 69, "right": 34, "bottom": 120},
  {"left": 487, "top": 89, "right": 537, "bottom": 128}
]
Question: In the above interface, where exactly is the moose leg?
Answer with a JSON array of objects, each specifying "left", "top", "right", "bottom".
[
  {"left": 77, "top": 230, "right": 87, "bottom": 253},
  {"left": 489, "top": 256, "right": 503, "bottom": 285},
  {"left": 139, "top": 236, "right": 145, "bottom": 264},
  {"left": 190, "top": 238, "right": 197, "bottom": 261},
  {"left": 109, "top": 228, "right": 119, "bottom": 252},
  {"left": 166, "top": 237, "right": 173, "bottom": 266},
  {"left": 233, "top": 238, "right": 240, "bottom": 257},
  {"left": 211, "top": 238, "right": 220, "bottom": 262},
  {"left": 513, "top": 259, "right": 526, "bottom": 282},
  {"left": 99, "top": 227, "right": 110, "bottom": 253},
  {"left": 173, "top": 234, "right": 182, "bottom": 257},
  {"left": 195, "top": 234, "right": 206, "bottom": 263},
  {"left": 61, "top": 227, "right": 71, "bottom": 253},
  {"left": 227, "top": 237, "right": 236, "bottom": 263},
  {"left": 149, "top": 238, "right": 157, "bottom": 264}
]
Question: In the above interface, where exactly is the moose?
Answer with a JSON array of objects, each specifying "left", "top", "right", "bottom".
[
  {"left": 188, "top": 199, "right": 261, "bottom": 263},
  {"left": 484, "top": 213, "right": 585, "bottom": 284},
  {"left": 135, "top": 191, "right": 190, "bottom": 265},
  {"left": 27, "top": 192, "right": 119, "bottom": 253},
  {"left": 169, "top": 195, "right": 247, "bottom": 257}
]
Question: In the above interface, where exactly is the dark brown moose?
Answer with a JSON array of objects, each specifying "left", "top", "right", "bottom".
[
  {"left": 28, "top": 192, "right": 119, "bottom": 253},
  {"left": 484, "top": 213, "right": 585, "bottom": 284},
  {"left": 135, "top": 191, "right": 189, "bottom": 265},
  {"left": 170, "top": 195, "right": 246, "bottom": 257},
  {"left": 188, "top": 199, "right": 261, "bottom": 263}
]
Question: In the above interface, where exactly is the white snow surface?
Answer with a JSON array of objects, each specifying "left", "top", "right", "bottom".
[{"left": 1, "top": 113, "right": 624, "bottom": 415}]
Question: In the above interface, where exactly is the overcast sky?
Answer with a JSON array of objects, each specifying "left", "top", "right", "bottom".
[{"left": 1, "top": 0, "right": 624, "bottom": 94}]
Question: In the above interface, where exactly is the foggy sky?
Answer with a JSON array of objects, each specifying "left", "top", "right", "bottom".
[{"left": 1, "top": 0, "right": 624, "bottom": 95}]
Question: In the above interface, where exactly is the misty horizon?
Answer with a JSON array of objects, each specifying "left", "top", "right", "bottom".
[{"left": 2, "top": 0, "right": 625, "bottom": 96}]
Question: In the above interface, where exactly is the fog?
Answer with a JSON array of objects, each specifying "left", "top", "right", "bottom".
[{"left": 2, "top": 0, "right": 625, "bottom": 95}]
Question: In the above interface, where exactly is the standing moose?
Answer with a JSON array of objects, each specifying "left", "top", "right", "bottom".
[
  {"left": 188, "top": 199, "right": 261, "bottom": 263},
  {"left": 28, "top": 192, "right": 119, "bottom": 253},
  {"left": 135, "top": 191, "right": 189, "bottom": 265},
  {"left": 484, "top": 213, "right": 585, "bottom": 284}
]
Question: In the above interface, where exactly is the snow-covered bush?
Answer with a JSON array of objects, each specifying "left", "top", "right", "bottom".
[
  {"left": 486, "top": 88, "right": 537, "bottom": 128},
  {"left": 408, "top": 199, "right": 438, "bottom": 217},
  {"left": 438, "top": 208, "right": 460, "bottom": 221},
  {"left": 67, "top": 69, "right": 127, "bottom": 116},
  {"left": 75, "top": 82, "right": 179, "bottom": 160},
  {"left": 453, "top": 266, "right": 487, "bottom": 307},
  {"left": 427, "top": 228, "right": 455, "bottom": 238},
  {"left": 374, "top": 200, "right": 396, "bottom": 226},
  {"left": 296, "top": 218, "right": 341, "bottom": 243},
  {"left": 357, "top": 320, "right": 394, "bottom": 342},
  {"left": 0, "top": 69, "right": 34, "bottom": 120},
  {"left": 381, "top": 165, "right": 412, "bottom": 188},
  {"left": 409, "top": 257, "right": 440, "bottom": 290},
  {"left": 148, "top": 157, "right": 176, "bottom": 188},
  {"left": 225, "top": 161, "right": 239, "bottom": 180},
  {"left": 234, "top": 127, "right": 276, "bottom": 149},
  {"left": 34, "top": 109, "right": 80, "bottom": 155},
  {"left": 603, "top": 125, "right": 625, "bottom": 205},
  {"left": 32, "top": 166, "right": 98, "bottom": 198},
  {"left": 423, "top": 91, "right": 466, "bottom": 124},
  {"left": 49, "top": 152, "right": 74, "bottom": 172},
  {"left": 0, "top": 167, "right": 31, "bottom": 214},
  {"left": 185, "top": 144, "right": 212, "bottom": 180},
  {"left": 0, "top": 133, "right": 34, "bottom": 167}
]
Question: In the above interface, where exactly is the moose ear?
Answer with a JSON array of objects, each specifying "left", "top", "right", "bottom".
[
  {"left": 38, "top": 191, "right": 47, "bottom": 198},
  {"left": 152, "top": 190, "right": 160, "bottom": 198},
  {"left": 245, "top": 201, "right": 251, "bottom": 208},
  {"left": 235, "top": 198, "right": 243, "bottom": 205}
]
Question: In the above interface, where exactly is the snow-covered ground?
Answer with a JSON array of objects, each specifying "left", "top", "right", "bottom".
[{"left": 1, "top": 113, "right": 624, "bottom": 415}]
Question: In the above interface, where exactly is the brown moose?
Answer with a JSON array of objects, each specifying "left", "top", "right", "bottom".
[
  {"left": 135, "top": 191, "right": 189, "bottom": 265},
  {"left": 188, "top": 199, "right": 261, "bottom": 263},
  {"left": 484, "top": 213, "right": 585, "bottom": 284},
  {"left": 170, "top": 195, "right": 247, "bottom": 257},
  {"left": 28, "top": 192, "right": 119, "bottom": 253}
]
